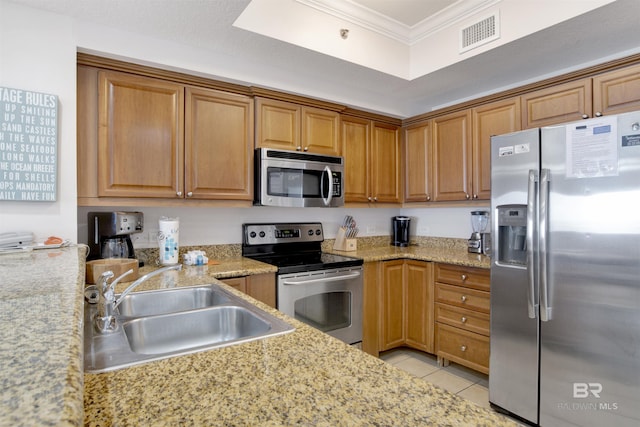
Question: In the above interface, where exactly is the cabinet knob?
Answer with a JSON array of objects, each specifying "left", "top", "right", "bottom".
[
  {"left": 296, "top": 146, "right": 302, "bottom": 151},
  {"left": 460, "top": 345, "right": 467, "bottom": 352},
  {"left": 461, "top": 316, "right": 467, "bottom": 323},
  {"left": 368, "top": 196, "right": 372, "bottom": 201},
  {"left": 473, "top": 194, "right": 478, "bottom": 199},
  {"left": 595, "top": 112, "right": 603, "bottom": 117},
  {"left": 176, "top": 191, "right": 182, "bottom": 197},
  {"left": 461, "top": 295, "right": 467, "bottom": 302},
  {"left": 461, "top": 274, "right": 467, "bottom": 281},
  {"left": 465, "top": 193, "right": 470, "bottom": 199},
  {"left": 374, "top": 197, "right": 378, "bottom": 202},
  {"left": 426, "top": 195, "right": 431, "bottom": 201},
  {"left": 582, "top": 114, "right": 589, "bottom": 119},
  {"left": 187, "top": 192, "right": 193, "bottom": 197},
  {"left": 303, "top": 147, "right": 309, "bottom": 152}
]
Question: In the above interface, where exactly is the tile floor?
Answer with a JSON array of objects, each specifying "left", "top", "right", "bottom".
[{"left": 379, "top": 347, "right": 490, "bottom": 409}]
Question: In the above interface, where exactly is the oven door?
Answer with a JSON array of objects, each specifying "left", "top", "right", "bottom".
[{"left": 277, "top": 267, "right": 362, "bottom": 344}]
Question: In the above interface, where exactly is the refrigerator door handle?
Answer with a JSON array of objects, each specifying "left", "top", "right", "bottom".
[
  {"left": 539, "top": 168, "right": 552, "bottom": 321},
  {"left": 526, "top": 169, "right": 539, "bottom": 319}
]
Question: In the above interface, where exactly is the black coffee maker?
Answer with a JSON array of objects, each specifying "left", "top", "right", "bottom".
[
  {"left": 391, "top": 216, "right": 411, "bottom": 247},
  {"left": 87, "top": 211, "right": 144, "bottom": 261}
]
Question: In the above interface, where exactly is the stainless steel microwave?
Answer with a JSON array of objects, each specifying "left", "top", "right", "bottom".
[{"left": 254, "top": 148, "right": 344, "bottom": 207}]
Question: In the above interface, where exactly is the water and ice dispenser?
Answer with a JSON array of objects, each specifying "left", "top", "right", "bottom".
[{"left": 496, "top": 205, "right": 527, "bottom": 265}]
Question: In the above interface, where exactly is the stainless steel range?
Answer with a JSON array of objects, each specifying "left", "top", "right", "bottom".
[{"left": 242, "top": 222, "right": 363, "bottom": 344}]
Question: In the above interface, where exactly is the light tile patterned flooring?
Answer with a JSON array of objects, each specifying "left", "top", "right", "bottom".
[{"left": 379, "top": 347, "right": 491, "bottom": 409}]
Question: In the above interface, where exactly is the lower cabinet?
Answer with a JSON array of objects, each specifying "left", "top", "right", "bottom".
[
  {"left": 220, "top": 273, "right": 276, "bottom": 308},
  {"left": 378, "top": 260, "right": 434, "bottom": 354},
  {"left": 434, "top": 263, "right": 490, "bottom": 374}
]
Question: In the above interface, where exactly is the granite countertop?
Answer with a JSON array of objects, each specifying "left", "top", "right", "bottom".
[
  {"left": 0, "top": 245, "right": 86, "bottom": 427},
  {"left": 0, "top": 239, "right": 504, "bottom": 426}
]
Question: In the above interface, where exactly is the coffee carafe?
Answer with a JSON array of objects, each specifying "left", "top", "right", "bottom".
[
  {"left": 87, "top": 211, "right": 143, "bottom": 262},
  {"left": 391, "top": 216, "right": 411, "bottom": 247},
  {"left": 468, "top": 211, "right": 489, "bottom": 253}
]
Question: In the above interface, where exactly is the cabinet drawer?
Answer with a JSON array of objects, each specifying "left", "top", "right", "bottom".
[
  {"left": 436, "top": 323, "right": 489, "bottom": 374},
  {"left": 435, "top": 264, "right": 489, "bottom": 291},
  {"left": 435, "top": 283, "right": 490, "bottom": 313},
  {"left": 435, "top": 303, "right": 489, "bottom": 336}
]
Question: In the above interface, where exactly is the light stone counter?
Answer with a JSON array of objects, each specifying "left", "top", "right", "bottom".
[{"left": 0, "top": 245, "right": 86, "bottom": 427}]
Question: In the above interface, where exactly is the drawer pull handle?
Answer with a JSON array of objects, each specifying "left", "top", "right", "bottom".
[
  {"left": 461, "top": 316, "right": 467, "bottom": 323},
  {"left": 461, "top": 295, "right": 467, "bottom": 302},
  {"left": 461, "top": 345, "right": 467, "bottom": 352},
  {"left": 461, "top": 274, "right": 467, "bottom": 281}
]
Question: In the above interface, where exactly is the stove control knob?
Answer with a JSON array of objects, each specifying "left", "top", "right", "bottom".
[
  {"left": 315, "top": 229, "right": 321, "bottom": 235},
  {"left": 308, "top": 230, "right": 314, "bottom": 236},
  {"left": 249, "top": 231, "right": 257, "bottom": 238},
  {"left": 259, "top": 231, "right": 266, "bottom": 238}
]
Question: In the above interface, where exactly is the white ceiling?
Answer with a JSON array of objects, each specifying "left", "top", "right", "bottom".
[{"left": 6, "top": 0, "right": 640, "bottom": 117}]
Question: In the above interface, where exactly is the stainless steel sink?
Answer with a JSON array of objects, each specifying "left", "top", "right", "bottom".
[
  {"left": 84, "top": 283, "right": 294, "bottom": 373},
  {"left": 117, "top": 285, "right": 231, "bottom": 318},
  {"left": 124, "top": 306, "right": 272, "bottom": 355}
]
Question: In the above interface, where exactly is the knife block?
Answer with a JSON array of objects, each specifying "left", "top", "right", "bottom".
[{"left": 333, "top": 227, "right": 357, "bottom": 252}]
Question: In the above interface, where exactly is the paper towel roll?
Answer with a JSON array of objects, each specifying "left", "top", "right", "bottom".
[{"left": 158, "top": 217, "right": 179, "bottom": 265}]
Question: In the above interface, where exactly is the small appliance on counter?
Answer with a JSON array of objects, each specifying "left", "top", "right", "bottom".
[
  {"left": 468, "top": 211, "right": 489, "bottom": 253},
  {"left": 87, "top": 211, "right": 143, "bottom": 263},
  {"left": 391, "top": 216, "right": 411, "bottom": 247}
]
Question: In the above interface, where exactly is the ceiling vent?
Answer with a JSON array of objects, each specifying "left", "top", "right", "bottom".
[{"left": 459, "top": 12, "right": 500, "bottom": 54}]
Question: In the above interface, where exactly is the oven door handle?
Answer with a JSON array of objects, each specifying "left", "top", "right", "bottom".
[{"left": 281, "top": 271, "right": 361, "bottom": 285}]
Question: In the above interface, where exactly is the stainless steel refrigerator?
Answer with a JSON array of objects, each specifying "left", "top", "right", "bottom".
[{"left": 489, "top": 111, "right": 640, "bottom": 426}]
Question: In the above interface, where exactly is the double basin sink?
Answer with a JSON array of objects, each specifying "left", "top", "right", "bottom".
[{"left": 84, "top": 283, "right": 294, "bottom": 373}]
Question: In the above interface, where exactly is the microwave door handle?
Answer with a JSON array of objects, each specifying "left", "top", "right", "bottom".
[{"left": 321, "top": 166, "right": 333, "bottom": 206}]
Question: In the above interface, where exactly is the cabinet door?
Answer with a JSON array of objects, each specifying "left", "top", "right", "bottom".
[
  {"left": 432, "top": 110, "right": 472, "bottom": 201},
  {"left": 404, "top": 122, "right": 432, "bottom": 202},
  {"left": 521, "top": 78, "right": 592, "bottom": 128},
  {"left": 98, "top": 70, "right": 184, "bottom": 198},
  {"left": 593, "top": 63, "right": 640, "bottom": 116},
  {"left": 362, "top": 262, "right": 380, "bottom": 356},
  {"left": 341, "top": 116, "right": 370, "bottom": 203},
  {"left": 185, "top": 87, "right": 253, "bottom": 200},
  {"left": 302, "top": 106, "right": 340, "bottom": 155},
  {"left": 471, "top": 98, "right": 521, "bottom": 200},
  {"left": 371, "top": 123, "right": 401, "bottom": 203},
  {"left": 405, "top": 261, "right": 434, "bottom": 353},
  {"left": 245, "top": 273, "right": 276, "bottom": 308},
  {"left": 255, "top": 97, "right": 300, "bottom": 150},
  {"left": 380, "top": 260, "right": 405, "bottom": 351}
]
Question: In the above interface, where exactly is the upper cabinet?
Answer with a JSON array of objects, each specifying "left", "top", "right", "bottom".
[
  {"left": 521, "top": 79, "right": 592, "bottom": 129},
  {"left": 471, "top": 98, "right": 521, "bottom": 200},
  {"left": 77, "top": 65, "right": 254, "bottom": 205},
  {"left": 404, "top": 122, "right": 432, "bottom": 202},
  {"left": 341, "top": 116, "right": 401, "bottom": 204},
  {"left": 522, "top": 64, "right": 640, "bottom": 129},
  {"left": 592, "top": 63, "right": 640, "bottom": 116},
  {"left": 432, "top": 110, "right": 473, "bottom": 202},
  {"left": 255, "top": 97, "right": 340, "bottom": 156}
]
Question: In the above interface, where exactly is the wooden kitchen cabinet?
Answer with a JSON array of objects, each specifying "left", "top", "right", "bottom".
[
  {"left": 185, "top": 87, "right": 253, "bottom": 200},
  {"left": 255, "top": 97, "right": 340, "bottom": 156},
  {"left": 220, "top": 273, "right": 276, "bottom": 308},
  {"left": 404, "top": 121, "right": 433, "bottom": 202},
  {"left": 593, "top": 63, "right": 640, "bottom": 116},
  {"left": 341, "top": 116, "right": 401, "bottom": 204},
  {"left": 471, "top": 97, "right": 521, "bottom": 200},
  {"left": 78, "top": 66, "right": 254, "bottom": 203},
  {"left": 521, "top": 78, "right": 592, "bottom": 129},
  {"left": 432, "top": 110, "right": 472, "bottom": 201},
  {"left": 379, "top": 260, "right": 434, "bottom": 353},
  {"left": 97, "top": 70, "right": 185, "bottom": 198},
  {"left": 434, "top": 263, "right": 490, "bottom": 374}
]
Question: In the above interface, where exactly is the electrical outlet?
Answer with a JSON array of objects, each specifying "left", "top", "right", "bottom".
[
  {"left": 131, "top": 233, "right": 146, "bottom": 244},
  {"left": 148, "top": 229, "right": 159, "bottom": 243},
  {"left": 366, "top": 226, "right": 376, "bottom": 235}
]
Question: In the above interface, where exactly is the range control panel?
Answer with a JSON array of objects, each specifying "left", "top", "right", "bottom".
[{"left": 243, "top": 223, "right": 324, "bottom": 245}]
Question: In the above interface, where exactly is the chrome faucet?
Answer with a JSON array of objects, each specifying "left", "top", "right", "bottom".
[{"left": 94, "top": 264, "right": 183, "bottom": 333}]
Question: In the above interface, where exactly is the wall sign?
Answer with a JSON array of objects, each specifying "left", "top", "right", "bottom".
[{"left": 0, "top": 87, "right": 58, "bottom": 201}]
